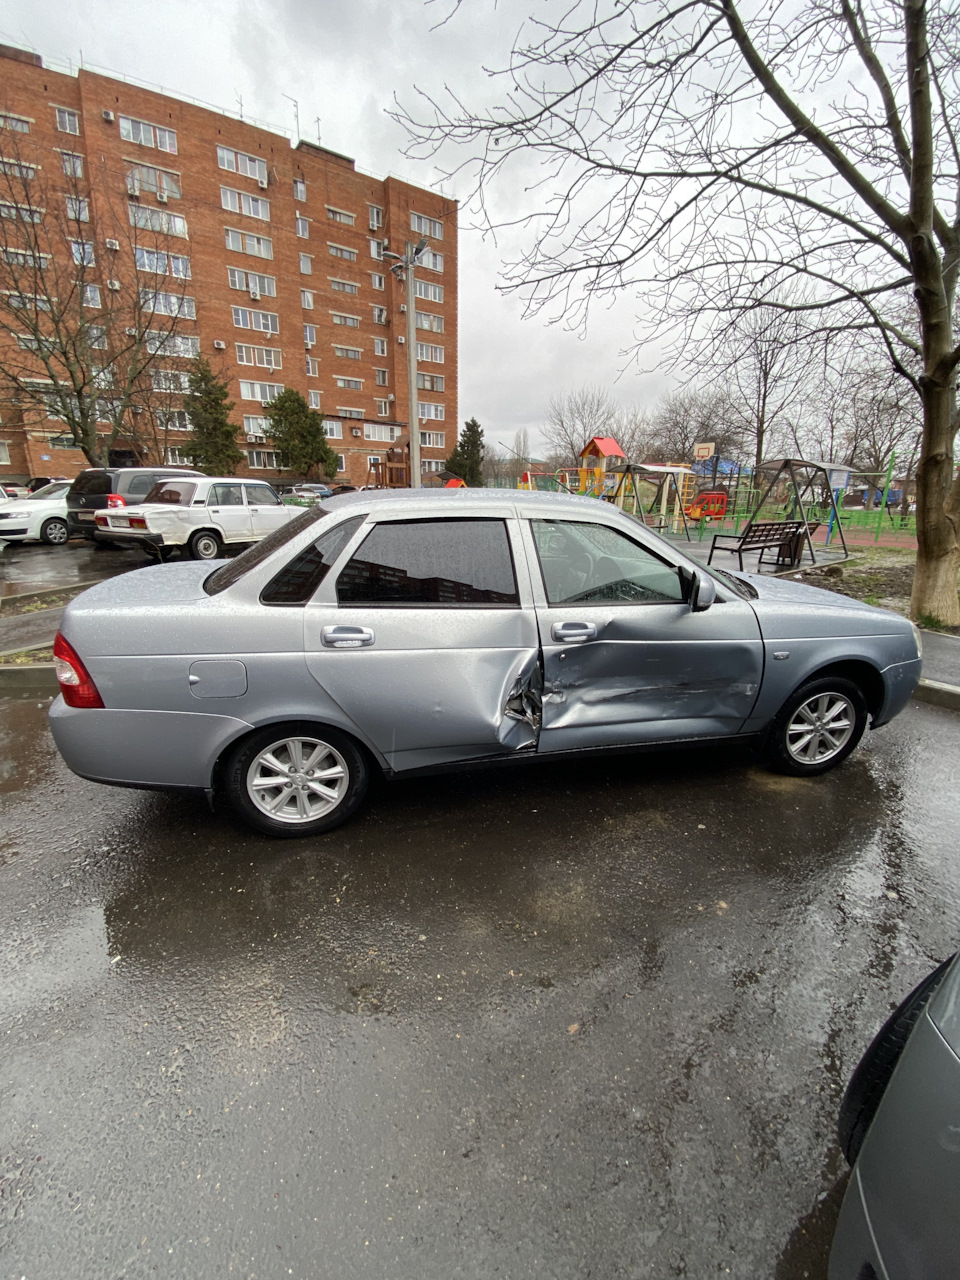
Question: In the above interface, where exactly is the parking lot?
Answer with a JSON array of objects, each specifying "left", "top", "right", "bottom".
[{"left": 3, "top": 683, "right": 959, "bottom": 1278}]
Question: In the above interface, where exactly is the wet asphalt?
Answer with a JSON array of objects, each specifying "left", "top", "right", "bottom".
[{"left": 3, "top": 691, "right": 960, "bottom": 1279}]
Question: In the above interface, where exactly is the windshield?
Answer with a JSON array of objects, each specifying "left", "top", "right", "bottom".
[
  {"left": 28, "top": 482, "right": 70, "bottom": 500},
  {"left": 142, "top": 481, "right": 198, "bottom": 505},
  {"left": 204, "top": 506, "right": 331, "bottom": 595}
]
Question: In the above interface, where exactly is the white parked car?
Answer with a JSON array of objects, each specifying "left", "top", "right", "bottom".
[
  {"left": 0, "top": 481, "right": 73, "bottom": 544},
  {"left": 93, "top": 476, "right": 297, "bottom": 560}
]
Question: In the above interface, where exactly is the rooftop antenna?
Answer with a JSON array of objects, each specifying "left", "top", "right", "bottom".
[
  {"left": 315, "top": 116, "right": 322, "bottom": 144},
  {"left": 235, "top": 91, "right": 244, "bottom": 121},
  {"left": 282, "top": 94, "right": 300, "bottom": 140}
]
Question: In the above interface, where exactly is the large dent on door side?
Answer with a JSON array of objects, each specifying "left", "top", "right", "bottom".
[{"left": 496, "top": 651, "right": 543, "bottom": 750}]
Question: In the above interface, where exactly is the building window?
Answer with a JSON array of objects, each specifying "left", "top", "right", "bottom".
[
  {"left": 56, "top": 108, "right": 80, "bottom": 135},
  {"left": 326, "top": 207, "right": 355, "bottom": 226},
  {"left": 368, "top": 205, "right": 383, "bottom": 230},
  {"left": 66, "top": 196, "right": 89, "bottom": 222},
  {"left": 330, "top": 279, "right": 359, "bottom": 295},
  {"left": 61, "top": 152, "right": 83, "bottom": 177},
  {"left": 420, "top": 431, "right": 446, "bottom": 448},
  {"left": 233, "top": 306, "right": 279, "bottom": 334},
  {"left": 236, "top": 343, "right": 282, "bottom": 369},
  {"left": 119, "top": 115, "right": 177, "bottom": 153},
  {"left": 364, "top": 423, "right": 399, "bottom": 440},
  {"left": 127, "top": 163, "right": 181, "bottom": 199},
  {"left": 324, "top": 420, "right": 343, "bottom": 439},
  {"left": 5, "top": 249, "right": 47, "bottom": 270},
  {"left": 137, "top": 249, "right": 192, "bottom": 278},
  {"left": 296, "top": 216, "right": 309, "bottom": 238},
  {"left": 216, "top": 145, "right": 267, "bottom": 184},
  {"left": 82, "top": 284, "right": 101, "bottom": 307},
  {"left": 248, "top": 449, "right": 279, "bottom": 469},
  {"left": 340, "top": 407, "right": 365, "bottom": 419},
  {"left": 366, "top": 455, "right": 382, "bottom": 469},
  {"left": 375, "top": 368, "right": 388, "bottom": 386},
  {"left": 416, "top": 342, "right": 444, "bottom": 363},
  {"left": 141, "top": 289, "right": 196, "bottom": 319},
  {"left": 303, "top": 324, "right": 317, "bottom": 346},
  {"left": 421, "top": 249, "right": 444, "bottom": 272},
  {"left": 372, "top": 306, "right": 388, "bottom": 325},
  {"left": 374, "top": 337, "right": 387, "bottom": 357},
  {"left": 306, "top": 356, "right": 319, "bottom": 377},
  {"left": 294, "top": 178, "right": 306, "bottom": 202},
  {"left": 336, "top": 377, "right": 363, "bottom": 390},
  {"left": 369, "top": 238, "right": 384, "bottom": 260},
  {"left": 243, "top": 414, "right": 270, "bottom": 434},
  {"left": 0, "top": 113, "right": 30, "bottom": 134},
  {"left": 418, "top": 402, "right": 445, "bottom": 420},
  {"left": 165, "top": 447, "right": 193, "bottom": 465},
  {"left": 70, "top": 240, "right": 95, "bottom": 266},
  {"left": 226, "top": 266, "right": 273, "bottom": 293},
  {"left": 410, "top": 212, "right": 443, "bottom": 239},
  {"left": 152, "top": 369, "right": 192, "bottom": 392},
  {"left": 416, "top": 311, "right": 443, "bottom": 333},
  {"left": 331, "top": 313, "right": 360, "bottom": 328},
  {"left": 376, "top": 399, "right": 390, "bottom": 417},
  {"left": 299, "top": 253, "right": 313, "bottom": 275},
  {"left": 159, "top": 410, "right": 191, "bottom": 432},
  {"left": 415, "top": 279, "right": 444, "bottom": 303},
  {"left": 329, "top": 243, "right": 357, "bottom": 262},
  {"left": 370, "top": 272, "right": 385, "bottom": 291},
  {"left": 417, "top": 372, "right": 444, "bottom": 391},
  {"left": 333, "top": 345, "right": 361, "bottom": 360},
  {"left": 221, "top": 186, "right": 270, "bottom": 220},
  {"left": 308, "top": 390, "right": 322, "bottom": 409},
  {"left": 239, "top": 380, "right": 284, "bottom": 402},
  {"left": 130, "top": 205, "right": 188, "bottom": 238},
  {"left": 335, "top": 454, "right": 346, "bottom": 471},
  {"left": 300, "top": 288, "right": 314, "bottom": 308},
  {"left": 225, "top": 227, "right": 273, "bottom": 259},
  {"left": 146, "top": 331, "right": 200, "bottom": 357},
  {"left": 421, "top": 459, "right": 446, "bottom": 473}
]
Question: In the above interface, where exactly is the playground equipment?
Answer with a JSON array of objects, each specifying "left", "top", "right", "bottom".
[
  {"left": 744, "top": 458, "right": 848, "bottom": 565},
  {"left": 606, "top": 463, "right": 696, "bottom": 539},
  {"left": 685, "top": 489, "right": 728, "bottom": 521}
]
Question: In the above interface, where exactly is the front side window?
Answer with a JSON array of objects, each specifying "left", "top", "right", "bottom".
[
  {"left": 337, "top": 519, "right": 520, "bottom": 607},
  {"left": 531, "top": 520, "right": 684, "bottom": 606},
  {"left": 244, "top": 483, "right": 281, "bottom": 506}
]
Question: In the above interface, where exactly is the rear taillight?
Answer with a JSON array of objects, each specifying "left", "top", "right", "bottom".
[
  {"left": 53, "top": 632, "right": 104, "bottom": 709},
  {"left": 106, "top": 493, "right": 126, "bottom": 508},
  {"left": 94, "top": 513, "right": 108, "bottom": 526},
  {"left": 130, "top": 516, "right": 148, "bottom": 529}
]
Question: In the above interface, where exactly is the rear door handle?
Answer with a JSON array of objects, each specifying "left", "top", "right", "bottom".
[
  {"left": 321, "top": 625, "right": 375, "bottom": 649},
  {"left": 551, "top": 621, "right": 597, "bottom": 644}
]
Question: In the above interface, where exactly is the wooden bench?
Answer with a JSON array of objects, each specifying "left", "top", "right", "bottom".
[{"left": 707, "top": 520, "right": 819, "bottom": 571}]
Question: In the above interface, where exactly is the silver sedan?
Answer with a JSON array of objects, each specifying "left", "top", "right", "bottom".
[{"left": 48, "top": 489, "right": 922, "bottom": 837}]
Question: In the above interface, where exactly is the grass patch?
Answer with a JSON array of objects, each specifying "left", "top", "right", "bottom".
[
  {"left": 0, "top": 646, "right": 54, "bottom": 665},
  {"left": 0, "top": 586, "right": 87, "bottom": 617},
  {"left": 916, "top": 613, "right": 957, "bottom": 634}
]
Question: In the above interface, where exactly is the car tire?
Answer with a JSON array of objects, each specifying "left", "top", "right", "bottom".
[
  {"left": 764, "top": 677, "right": 867, "bottom": 776},
  {"left": 224, "top": 723, "right": 369, "bottom": 838},
  {"left": 188, "top": 529, "right": 223, "bottom": 560},
  {"left": 838, "top": 955, "right": 956, "bottom": 1164},
  {"left": 40, "top": 517, "right": 69, "bottom": 545}
]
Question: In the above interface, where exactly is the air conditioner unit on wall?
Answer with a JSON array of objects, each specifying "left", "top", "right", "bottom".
[
  {"left": 246, "top": 434, "right": 258, "bottom": 443},
  {"left": 107, "top": 280, "right": 121, "bottom": 291},
  {"left": 213, "top": 340, "right": 226, "bottom": 350},
  {"left": 258, "top": 177, "right": 269, "bottom": 190},
  {"left": 399, "top": 304, "right": 407, "bottom": 312},
  {"left": 397, "top": 336, "right": 405, "bottom": 344},
  {"left": 126, "top": 177, "right": 140, "bottom": 197},
  {"left": 249, "top": 286, "right": 260, "bottom": 300},
  {"left": 156, "top": 190, "right": 168, "bottom": 204},
  {"left": 352, "top": 427, "right": 362, "bottom": 437},
  {"left": 102, "top": 109, "right": 115, "bottom": 123},
  {"left": 105, "top": 238, "right": 120, "bottom": 251}
]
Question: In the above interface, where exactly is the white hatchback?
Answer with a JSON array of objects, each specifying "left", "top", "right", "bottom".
[
  {"left": 93, "top": 476, "right": 298, "bottom": 559},
  {"left": 0, "top": 481, "right": 73, "bottom": 544}
]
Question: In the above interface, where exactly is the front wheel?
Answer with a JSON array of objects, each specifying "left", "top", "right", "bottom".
[
  {"left": 764, "top": 677, "right": 867, "bottom": 776},
  {"left": 40, "top": 517, "right": 69, "bottom": 545},
  {"left": 224, "top": 724, "right": 369, "bottom": 837},
  {"left": 189, "top": 529, "right": 223, "bottom": 560}
]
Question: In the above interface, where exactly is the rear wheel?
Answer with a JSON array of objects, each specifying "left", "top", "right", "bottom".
[
  {"left": 764, "top": 677, "right": 867, "bottom": 776},
  {"left": 40, "top": 517, "right": 69, "bottom": 545},
  {"left": 225, "top": 724, "right": 369, "bottom": 837},
  {"left": 189, "top": 529, "right": 223, "bottom": 560}
]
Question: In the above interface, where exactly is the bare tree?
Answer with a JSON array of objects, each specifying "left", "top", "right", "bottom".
[
  {"left": 400, "top": 0, "right": 960, "bottom": 623},
  {"left": 541, "top": 384, "right": 618, "bottom": 464},
  {"left": 0, "top": 127, "right": 194, "bottom": 468},
  {"left": 648, "top": 386, "right": 744, "bottom": 463}
]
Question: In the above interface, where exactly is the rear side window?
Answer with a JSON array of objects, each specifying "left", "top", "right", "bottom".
[
  {"left": 70, "top": 471, "right": 111, "bottom": 496},
  {"left": 336, "top": 519, "right": 520, "bottom": 606},
  {"left": 261, "top": 516, "right": 365, "bottom": 605},
  {"left": 143, "top": 481, "right": 197, "bottom": 505},
  {"left": 124, "top": 472, "right": 164, "bottom": 499}
]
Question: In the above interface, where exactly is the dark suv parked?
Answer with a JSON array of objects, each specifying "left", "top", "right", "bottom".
[{"left": 67, "top": 467, "right": 206, "bottom": 539}]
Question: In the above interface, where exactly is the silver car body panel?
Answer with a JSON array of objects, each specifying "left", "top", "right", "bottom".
[{"left": 48, "top": 489, "right": 922, "bottom": 793}]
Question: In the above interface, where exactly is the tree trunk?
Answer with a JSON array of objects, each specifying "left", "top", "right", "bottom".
[{"left": 911, "top": 379, "right": 960, "bottom": 624}]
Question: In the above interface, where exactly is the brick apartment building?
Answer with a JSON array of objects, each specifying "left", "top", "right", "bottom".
[{"left": 0, "top": 44, "right": 457, "bottom": 486}]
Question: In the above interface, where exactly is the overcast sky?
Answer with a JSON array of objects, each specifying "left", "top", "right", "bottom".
[{"left": 0, "top": 0, "right": 672, "bottom": 457}]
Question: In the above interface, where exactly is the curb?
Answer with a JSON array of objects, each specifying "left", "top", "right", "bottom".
[
  {"left": 0, "top": 580, "right": 101, "bottom": 613},
  {"left": 913, "top": 679, "right": 960, "bottom": 713}
]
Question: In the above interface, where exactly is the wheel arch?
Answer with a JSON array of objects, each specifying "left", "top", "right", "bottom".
[
  {"left": 795, "top": 659, "right": 885, "bottom": 721},
  {"left": 210, "top": 714, "right": 385, "bottom": 794}
]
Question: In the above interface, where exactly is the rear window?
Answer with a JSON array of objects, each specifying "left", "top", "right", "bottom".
[
  {"left": 70, "top": 471, "right": 111, "bottom": 496},
  {"left": 143, "top": 481, "right": 198, "bottom": 505},
  {"left": 204, "top": 507, "right": 331, "bottom": 595}
]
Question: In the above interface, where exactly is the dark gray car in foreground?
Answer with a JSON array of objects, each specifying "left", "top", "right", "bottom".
[{"left": 48, "top": 489, "right": 922, "bottom": 837}]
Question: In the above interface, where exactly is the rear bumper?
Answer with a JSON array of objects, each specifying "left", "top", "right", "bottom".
[
  {"left": 93, "top": 527, "right": 165, "bottom": 548},
  {"left": 49, "top": 697, "right": 252, "bottom": 788}
]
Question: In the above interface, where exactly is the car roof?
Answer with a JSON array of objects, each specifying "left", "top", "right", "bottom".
[{"left": 323, "top": 487, "right": 619, "bottom": 516}]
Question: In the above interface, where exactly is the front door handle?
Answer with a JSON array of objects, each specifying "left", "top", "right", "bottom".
[
  {"left": 551, "top": 621, "right": 597, "bottom": 644},
  {"left": 321, "top": 625, "right": 375, "bottom": 649}
]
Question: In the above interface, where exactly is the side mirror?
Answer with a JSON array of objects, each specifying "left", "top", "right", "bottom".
[{"left": 689, "top": 570, "right": 716, "bottom": 612}]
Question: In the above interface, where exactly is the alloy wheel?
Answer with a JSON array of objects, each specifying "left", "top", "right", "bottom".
[{"left": 245, "top": 735, "right": 349, "bottom": 825}]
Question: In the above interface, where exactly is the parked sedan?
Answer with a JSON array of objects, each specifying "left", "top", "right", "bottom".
[
  {"left": 0, "top": 481, "right": 73, "bottom": 544},
  {"left": 830, "top": 953, "right": 960, "bottom": 1278},
  {"left": 92, "top": 476, "right": 299, "bottom": 559},
  {"left": 49, "top": 489, "right": 922, "bottom": 837}
]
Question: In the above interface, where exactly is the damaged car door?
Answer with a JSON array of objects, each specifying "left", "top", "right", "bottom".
[
  {"left": 304, "top": 514, "right": 542, "bottom": 772},
  {"left": 526, "top": 517, "right": 764, "bottom": 753}
]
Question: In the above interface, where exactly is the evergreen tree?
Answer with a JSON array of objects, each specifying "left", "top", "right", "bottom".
[
  {"left": 445, "top": 416, "right": 485, "bottom": 487},
  {"left": 183, "top": 358, "right": 244, "bottom": 475},
  {"left": 266, "top": 389, "right": 339, "bottom": 479}
]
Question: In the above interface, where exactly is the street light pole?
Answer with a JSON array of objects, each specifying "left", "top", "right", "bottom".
[{"left": 384, "top": 237, "right": 427, "bottom": 489}]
